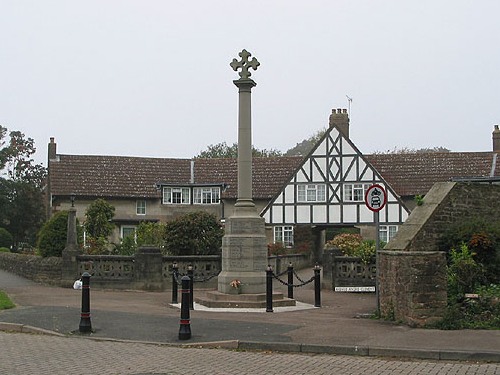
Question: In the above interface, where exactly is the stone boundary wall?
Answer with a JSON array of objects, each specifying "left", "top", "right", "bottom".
[
  {"left": 268, "top": 254, "right": 311, "bottom": 275},
  {"left": 0, "top": 252, "right": 62, "bottom": 286},
  {"left": 380, "top": 182, "right": 500, "bottom": 327},
  {"left": 0, "top": 251, "right": 310, "bottom": 291},
  {"left": 332, "top": 256, "right": 376, "bottom": 289},
  {"left": 378, "top": 250, "right": 447, "bottom": 326}
]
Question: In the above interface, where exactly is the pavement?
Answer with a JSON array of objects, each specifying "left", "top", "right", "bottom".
[{"left": 1, "top": 269, "right": 499, "bottom": 363}]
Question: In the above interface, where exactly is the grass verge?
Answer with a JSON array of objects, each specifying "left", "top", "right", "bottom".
[{"left": 0, "top": 290, "right": 15, "bottom": 310}]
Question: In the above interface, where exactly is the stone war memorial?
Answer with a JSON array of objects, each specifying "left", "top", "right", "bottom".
[{"left": 195, "top": 50, "right": 294, "bottom": 308}]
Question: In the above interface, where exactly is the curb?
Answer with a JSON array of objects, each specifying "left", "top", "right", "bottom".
[
  {"left": 233, "top": 341, "right": 500, "bottom": 363},
  {"left": 1, "top": 323, "right": 499, "bottom": 363},
  {"left": 0, "top": 322, "right": 65, "bottom": 337}
]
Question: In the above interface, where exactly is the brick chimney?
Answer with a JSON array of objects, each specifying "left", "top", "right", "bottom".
[
  {"left": 493, "top": 125, "right": 500, "bottom": 152},
  {"left": 329, "top": 108, "right": 349, "bottom": 138},
  {"left": 48, "top": 137, "right": 57, "bottom": 161}
]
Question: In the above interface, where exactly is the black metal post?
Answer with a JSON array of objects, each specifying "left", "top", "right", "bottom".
[
  {"left": 187, "top": 264, "right": 194, "bottom": 310},
  {"left": 172, "top": 262, "right": 178, "bottom": 304},
  {"left": 266, "top": 265, "right": 273, "bottom": 312},
  {"left": 178, "top": 276, "right": 192, "bottom": 340},
  {"left": 79, "top": 272, "right": 92, "bottom": 333},
  {"left": 287, "top": 262, "right": 294, "bottom": 299},
  {"left": 314, "top": 264, "right": 321, "bottom": 308}
]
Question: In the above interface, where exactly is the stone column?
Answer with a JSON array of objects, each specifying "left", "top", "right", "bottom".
[
  {"left": 217, "top": 50, "right": 268, "bottom": 294},
  {"left": 61, "top": 204, "right": 81, "bottom": 287}
]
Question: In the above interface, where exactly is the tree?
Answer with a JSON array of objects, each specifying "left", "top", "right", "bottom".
[
  {"left": 37, "top": 211, "right": 70, "bottom": 257},
  {"left": 195, "top": 142, "right": 283, "bottom": 158},
  {"left": 0, "top": 126, "right": 47, "bottom": 250},
  {"left": 0, "top": 228, "right": 13, "bottom": 248},
  {"left": 284, "top": 128, "right": 326, "bottom": 156},
  {"left": 84, "top": 199, "right": 115, "bottom": 254},
  {"left": 373, "top": 146, "right": 451, "bottom": 155},
  {"left": 164, "top": 211, "right": 224, "bottom": 255},
  {"left": 84, "top": 199, "right": 115, "bottom": 239}
]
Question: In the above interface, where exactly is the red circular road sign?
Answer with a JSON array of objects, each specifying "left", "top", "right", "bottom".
[{"left": 365, "top": 184, "right": 387, "bottom": 212}]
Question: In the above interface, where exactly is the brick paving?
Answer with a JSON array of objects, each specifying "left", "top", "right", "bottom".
[{"left": 1, "top": 332, "right": 499, "bottom": 375}]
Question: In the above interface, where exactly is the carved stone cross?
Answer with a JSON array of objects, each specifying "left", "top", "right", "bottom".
[{"left": 230, "top": 49, "right": 260, "bottom": 79}]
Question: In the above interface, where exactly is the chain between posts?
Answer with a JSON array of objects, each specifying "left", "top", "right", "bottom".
[{"left": 272, "top": 270, "right": 315, "bottom": 288}]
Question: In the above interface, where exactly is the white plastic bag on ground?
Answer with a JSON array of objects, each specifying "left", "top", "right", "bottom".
[{"left": 73, "top": 279, "right": 82, "bottom": 290}]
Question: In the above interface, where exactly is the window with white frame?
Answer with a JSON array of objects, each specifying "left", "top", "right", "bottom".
[
  {"left": 274, "top": 226, "right": 294, "bottom": 247},
  {"left": 163, "top": 187, "right": 190, "bottom": 204},
  {"left": 379, "top": 225, "right": 398, "bottom": 243},
  {"left": 297, "top": 184, "right": 326, "bottom": 202},
  {"left": 344, "top": 183, "right": 371, "bottom": 202},
  {"left": 193, "top": 187, "right": 220, "bottom": 204},
  {"left": 121, "top": 225, "right": 137, "bottom": 240},
  {"left": 136, "top": 200, "right": 146, "bottom": 215}
]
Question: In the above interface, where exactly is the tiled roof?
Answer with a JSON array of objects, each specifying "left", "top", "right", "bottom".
[
  {"left": 49, "top": 151, "right": 499, "bottom": 200},
  {"left": 49, "top": 154, "right": 303, "bottom": 200},
  {"left": 367, "top": 152, "right": 499, "bottom": 196}
]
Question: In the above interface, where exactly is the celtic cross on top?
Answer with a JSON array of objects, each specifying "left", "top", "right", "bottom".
[{"left": 230, "top": 49, "right": 260, "bottom": 79}]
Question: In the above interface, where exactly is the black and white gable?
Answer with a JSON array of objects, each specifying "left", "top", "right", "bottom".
[{"left": 261, "top": 114, "right": 409, "bottom": 226}]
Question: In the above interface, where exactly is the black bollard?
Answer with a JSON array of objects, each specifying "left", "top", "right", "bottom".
[
  {"left": 79, "top": 272, "right": 92, "bottom": 333},
  {"left": 178, "top": 275, "right": 192, "bottom": 340},
  {"left": 187, "top": 264, "right": 194, "bottom": 310},
  {"left": 266, "top": 265, "right": 273, "bottom": 312},
  {"left": 314, "top": 264, "right": 321, "bottom": 308},
  {"left": 287, "top": 262, "right": 294, "bottom": 299},
  {"left": 172, "top": 262, "right": 178, "bottom": 304}
]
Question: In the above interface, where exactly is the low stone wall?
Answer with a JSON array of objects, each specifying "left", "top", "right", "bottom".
[
  {"left": 268, "top": 254, "right": 311, "bottom": 275},
  {"left": 332, "top": 256, "right": 376, "bottom": 291},
  {"left": 0, "top": 250, "right": 311, "bottom": 291},
  {"left": 379, "top": 250, "right": 447, "bottom": 326},
  {"left": 0, "top": 252, "right": 62, "bottom": 286}
]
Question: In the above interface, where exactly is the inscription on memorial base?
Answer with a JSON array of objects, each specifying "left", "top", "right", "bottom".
[{"left": 217, "top": 216, "right": 268, "bottom": 294}]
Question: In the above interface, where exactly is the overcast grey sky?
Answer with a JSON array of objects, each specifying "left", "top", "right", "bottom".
[{"left": 1, "top": 1, "right": 499, "bottom": 167}]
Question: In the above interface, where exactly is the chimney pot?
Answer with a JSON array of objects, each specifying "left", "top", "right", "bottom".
[
  {"left": 493, "top": 125, "right": 500, "bottom": 152},
  {"left": 48, "top": 137, "right": 57, "bottom": 161},
  {"left": 329, "top": 108, "right": 350, "bottom": 138}
]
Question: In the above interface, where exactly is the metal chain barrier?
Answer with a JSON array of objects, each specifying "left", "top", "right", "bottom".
[
  {"left": 266, "top": 263, "right": 322, "bottom": 310},
  {"left": 272, "top": 272, "right": 315, "bottom": 288}
]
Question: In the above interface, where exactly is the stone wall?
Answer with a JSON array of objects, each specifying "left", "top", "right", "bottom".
[
  {"left": 380, "top": 182, "right": 500, "bottom": 326},
  {"left": 0, "top": 252, "right": 62, "bottom": 286},
  {"left": 0, "top": 250, "right": 310, "bottom": 291}
]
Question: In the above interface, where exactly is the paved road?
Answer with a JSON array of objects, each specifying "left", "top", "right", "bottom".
[{"left": 1, "top": 332, "right": 499, "bottom": 375}]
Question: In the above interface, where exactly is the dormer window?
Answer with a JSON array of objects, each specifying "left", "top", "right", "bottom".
[
  {"left": 193, "top": 187, "right": 220, "bottom": 204},
  {"left": 163, "top": 187, "right": 190, "bottom": 204}
]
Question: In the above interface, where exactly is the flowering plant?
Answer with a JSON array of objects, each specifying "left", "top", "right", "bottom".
[{"left": 230, "top": 279, "right": 241, "bottom": 289}]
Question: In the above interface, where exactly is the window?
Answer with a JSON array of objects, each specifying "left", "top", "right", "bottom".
[
  {"left": 297, "top": 184, "right": 326, "bottom": 202},
  {"left": 274, "top": 226, "right": 294, "bottom": 247},
  {"left": 379, "top": 225, "right": 398, "bottom": 243},
  {"left": 193, "top": 187, "right": 220, "bottom": 204},
  {"left": 121, "top": 225, "right": 137, "bottom": 240},
  {"left": 163, "top": 187, "right": 190, "bottom": 204},
  {"left": 136, "top": 200, "right": 146, "bottom": 215},
  {"left": 344, "top": 183, "right": 371, "bottom": 202}
]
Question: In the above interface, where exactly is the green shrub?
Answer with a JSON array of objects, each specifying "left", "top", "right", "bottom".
[
  {"left": 136, "top": 221, "right": 166, "bottom": 248},
  {"left": 440, "top": 219, "right": 500, "bottom": 283},
  {"left": 164, "top": 211, "right": 223, "bottom": 256},
  {"left": 0, "top": 228, "right": 13, "bottom": 248},
  {"left": 326, "top": 234, "right": 383, "bottom": 264},
  {"left": 268, "top": 242, "right": 286, "bottom": 256},
  {"left": 112, "top": 235, "right": 137, "bottom": 256},
  {"left": 0, "top": 247, "right": 10, "bottom": 253},
  {"left": 37, "top": 211, "right": 70, "bottom": 257},
  {"left": 447, "top": 244, "right": 484, "bottom": 301},
  {"left": 326, "top": 233, "right": 363, "bottom": 255}
]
